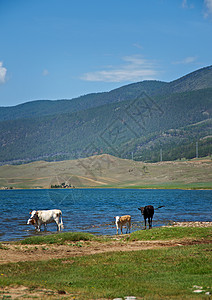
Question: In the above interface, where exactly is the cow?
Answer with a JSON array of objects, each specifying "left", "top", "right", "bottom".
[
  {"left": 114, "top": 215, "right": 131, "bottom": 235},
  {"left": 138, "top": 205, "right": 154, "bottom": 229},
  {"left": 27, "top": 209, "right": 64, "bottom": 232},
  {"left": 138, "top": 205, "right": 164, "bottom": 229}
]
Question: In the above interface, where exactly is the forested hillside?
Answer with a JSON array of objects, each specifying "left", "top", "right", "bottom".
[
  {"left": 1, "top": 65, "right": 212, "bottom": 122},
  {"left": 0, "top": 81, "right": 166, "bottom": 121},
  {"left": 0, "top": 66, "right": 212, "bottom": 164}
]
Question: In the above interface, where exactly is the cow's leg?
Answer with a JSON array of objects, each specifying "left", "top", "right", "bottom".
[
  {"left": 44, "top": 223, "right": 47, "bottom": 231},
  {"left": 148, "top": 217, "right": 151, "bottom": 229},
  {"left": 150, "top": 217, "right": 153, "bottom": 228},
  {"left": 56, "top": 221, "right": 59, "bottom": 231},
  {"left": 144, "top": 218, "right": 147, "bottom": 229},
  {"left": 36, "top": 221, "right": 41, "bottom": 232},
  {"left": 58, "top": 222, "right": 63, "bottom": 231},
  {"left": 59, "top": 213, "right": 64, "bottom": 231},
  {"left": 121, "top": 226, "right": 123, "bottom": 234},
  {"left": 54, "top": 216, "right": 60, "bottom": 231},
  {"left": 126, "top": 222, "right": 130, "bottom": 234}
]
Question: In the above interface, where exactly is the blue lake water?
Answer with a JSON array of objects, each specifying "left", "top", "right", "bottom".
[{"left": 0, "top": 189, "right": 211, "bottom": 241}]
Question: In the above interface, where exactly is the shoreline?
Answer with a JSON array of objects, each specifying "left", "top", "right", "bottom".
[
  {"left": 0, "top": 223, "right": 211, "bottom": 264},
  {"left": 1, "top": 222, "right": 212, "bottom": 244},
  {"left": 1, "top": 186, "right": 212, "bottom": 190},
  {"left": 165, "top": 221, "right": 212, "bottom": 227}
]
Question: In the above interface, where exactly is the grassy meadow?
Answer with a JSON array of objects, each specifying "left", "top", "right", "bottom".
[{"left": 0, "top": 227, "right": 211, "bottom": 299}]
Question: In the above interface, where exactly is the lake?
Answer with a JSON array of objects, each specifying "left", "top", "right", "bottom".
[{"left": 0, "top": 189, "right": 211, "bottom": 242}]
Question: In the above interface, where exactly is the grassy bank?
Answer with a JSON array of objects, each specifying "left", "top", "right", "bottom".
[
  {"left": 19, "top": 231, "right": 102, "bottom": 245},
  {"left": 125, "top": 182, "right": 212, "bottom": 190},
  {"left": 17, "top": 226, "right": 212, "bottom": 244},
  {"left": 0, "top": 227, "right": 211, "bottom": 299},
  {"left": 129, "top": 226, "right": 212, "bottom": 241}
]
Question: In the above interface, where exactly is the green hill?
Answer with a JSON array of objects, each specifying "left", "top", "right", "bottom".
[
  {"left": 0, "top": 81, "right": 166, "bottom": 121},
  {"left": 0, "top": 66, "right": 212, "bottom": 165},
  {"left": 168, "top": 65, "right": 212, "bottom": 93},
  {"left": 1, "top": 65, "right": 212, "bottom": 122}
]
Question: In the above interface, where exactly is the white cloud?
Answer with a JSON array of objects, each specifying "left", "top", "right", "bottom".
[
  {"left": 0, "top": 61, "right": 7, "bottom": 84},
  {"left": 173, "top": 56, "right": 197, "bottom": 65},
  {"left": 182, "top": 0, "right": 194, "bottom": 9},
  {"left": 204, "top": 0, "right": 212, "bottom": 17},
  {"left": 81, "top": 55, "right": 158, "bottom": 83},
  {"left": 182, "top": 0, "right": 188, "bottom": 8},
  {"left": 42, "top": 69, "right": 49, "bottom": 76},
  {"left": 182, "top": 0, "right": 212, "bottom": 17},
  {"left": 133, "top": 43, "right": 143, "bottom": 50}
]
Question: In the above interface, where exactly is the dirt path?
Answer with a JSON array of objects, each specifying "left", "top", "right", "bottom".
[
  {"left": 0, "top": 240, "right": 178, "bottom": 264},
  {"left": 1, "top": 238, "right": 211, "bottom": 265}
]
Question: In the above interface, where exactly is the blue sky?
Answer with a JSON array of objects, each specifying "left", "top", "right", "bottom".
[{"left": 0, "top": 0, "right": 212, "bottom": 107}]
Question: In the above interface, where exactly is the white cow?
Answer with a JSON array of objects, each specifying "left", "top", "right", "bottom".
[
  {"left": 114, "top": 215, "right": 131, "bottom": 234},
  {"left": 27, "top": 209, "right": 64, "bottom": 232}
]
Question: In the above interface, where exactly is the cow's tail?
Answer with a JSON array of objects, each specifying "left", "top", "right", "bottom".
[
  {"left": 59, "top": 211, "right": 64, "bottom": 230},
  {"left": 155, "top": 205, "right": 165, "bottom": 210}
]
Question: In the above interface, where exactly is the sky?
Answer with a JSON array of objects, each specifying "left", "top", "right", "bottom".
[{"left": 0, "top": 0, "right": 212, "bottom": 107}]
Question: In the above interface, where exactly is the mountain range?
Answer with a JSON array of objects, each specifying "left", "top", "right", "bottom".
[{"left": 0, "top": 65, "right": 212, "bottom": 165}]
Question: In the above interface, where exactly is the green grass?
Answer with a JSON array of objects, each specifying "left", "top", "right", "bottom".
[
  {"left": 0, "top": 244, "right": 211, "bottom": 299},
  {"left": 129, "top": 226, "right": 212, "bottom": 241},
  {"left": 0, "top": 243, "right": 9, "bottom": 250},
  {"left": 19, "top": 232, "right": 102, "bottom": 245},
  {"left": 128, "top": 182, "right": 212, "bottom": 190},
  {"left": 18, "top": 227, "right": 212, "bottom": 245}
]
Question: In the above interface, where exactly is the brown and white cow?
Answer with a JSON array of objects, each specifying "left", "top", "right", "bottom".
[
  {"left": 114, "top": 215, "right": 131, "bottom": 234},
  {"left": 27, "top": 209, "right": 64, "bottom": 232}
]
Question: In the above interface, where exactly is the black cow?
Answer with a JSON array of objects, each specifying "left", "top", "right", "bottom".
[
  {"left": 138, "top": 205, "right": 164, "bottom": 229},
  {"left": 138, "top": 205, "right": 154, "bottom": 229}
]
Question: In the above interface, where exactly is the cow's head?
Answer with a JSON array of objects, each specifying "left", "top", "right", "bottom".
[
  {"left": 114, "top": 216, "right": 120, "bottom": 224},
  {"left": 27, "top": 218, "right": 36, "bottom": 225},
  {"left": 138, "top": 207, "right": 145, "bottom": 215},
  {"left": 30, "top": 210, "right": 38, "bottom": 219},
  {"left": 27, "top": 210, "right": 39, "bottom": 225}
]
